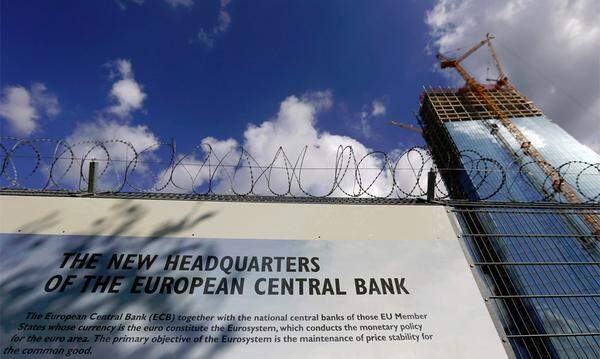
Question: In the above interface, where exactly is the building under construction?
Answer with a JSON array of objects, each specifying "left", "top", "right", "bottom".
[
  {"left": 419, "top": 36, "right": 600, "bottom": 358},
  {"left": 0, "top": 36, "right": 599, "bottom": 359}
]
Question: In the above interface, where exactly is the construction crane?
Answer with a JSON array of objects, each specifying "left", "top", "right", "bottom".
[
  {"left": 388, "top": 120, "right": 423, "bottom": 134},
  {"left": 437, "top": 33, "right": 600, "bottom": 238}
]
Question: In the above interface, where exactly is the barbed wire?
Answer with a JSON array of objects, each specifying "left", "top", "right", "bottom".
[{"left": 1, "top": 137, "right": 598, "bottom": 202}]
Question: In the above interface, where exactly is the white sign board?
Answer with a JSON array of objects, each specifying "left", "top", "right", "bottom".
[{"left": 0, "top": 234, "right": 506, "bottom": 358}]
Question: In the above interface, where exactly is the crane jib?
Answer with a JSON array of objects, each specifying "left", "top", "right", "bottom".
[{"left": 437, "top": 35, "right": 600, "bottom": 238}]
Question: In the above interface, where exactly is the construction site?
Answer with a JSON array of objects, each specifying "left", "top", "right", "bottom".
[
  {"left": 1, "top": 35, "right": 599, "bottom": 359},
  {"left": 416, "top": 35, "right": 600, "bottom": 358}
]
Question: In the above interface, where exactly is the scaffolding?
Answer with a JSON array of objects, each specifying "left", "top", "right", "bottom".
[{"left": 421, "top": 86, "right": 542, "bottom": 123}]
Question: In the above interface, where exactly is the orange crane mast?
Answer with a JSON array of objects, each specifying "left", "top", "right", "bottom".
[{"left": 437, "top": 34, "right": 600, "bottom": 238}]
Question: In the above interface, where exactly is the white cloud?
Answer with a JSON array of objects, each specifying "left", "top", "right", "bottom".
[
  {"left": 42, "top": 59, "right": 154, "bottom": 190},
  {"left": 159, "top": 136, "right": 238, "bottom": 193},
  {"left": 197, "top": 0, "right": 233, "bottom": 48},
  {"left": 355, "top": 99, "right": 386, "bottom": 138},
  {"left": 115, "top": 0, "right": 144, "bottom": 10},
  {"left": 301, "top": 90, "right": 333, "bottom": 111},
  {"left": 118, "top": 0, "right": 192, "bottom": 9},
  {"left": 52, "top": 119, "right": 160, "bottom": 191},
  {"left": 14, "top": 84, "right": 427, "bottom": 197},
  {"left": 0, "top": 83, "right": 60, "bottom": 136},
  {"left": 67, "top": 120, "right": 158, "bottom": 150},
  {"left": 425, "top": 0, "right": 600, "bottom": 152},
  {"left": 359, "top": 112, "right": 372, "bottom": 139},
  {"left": 110, "top": 58, "right": 133, "bottom": 79},
  {"left": 161, "top": 91, "right": 428, "bottom": 197},
  {"left": 371, "top": 100, "right": 386, "bottom": 117},
  {"left": 0, "top": 87, "right": 36, "bottom": 135},
  {"left": 107, "top": 59, "right": 146, "bottom": 118},
  {"left": 165, "top": 0, "right": 194, "bottom": 8}
]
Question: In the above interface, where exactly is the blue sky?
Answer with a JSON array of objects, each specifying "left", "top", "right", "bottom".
[
  {"left": 1, "top": 0, "right": 598, "bottom": 194},
  {"left": 0, "top": 0, "right": 446, "bottom": 152}
]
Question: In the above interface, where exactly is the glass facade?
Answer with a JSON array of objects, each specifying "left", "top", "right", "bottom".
[
  {"left": 442, "top": 116, "right": 600, "bottom": 358},
  {"left": 444, "top": 116, "right": 600, "bottom": 203}
]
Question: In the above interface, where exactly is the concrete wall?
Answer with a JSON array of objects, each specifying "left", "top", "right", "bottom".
[{"left": 0, "top": 195, "right": 457, "bottom": 241}]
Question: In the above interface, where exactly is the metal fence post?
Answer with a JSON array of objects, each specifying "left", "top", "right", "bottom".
[
  {"left": 427, "top": 168, "right": 437, "bottom": 202},
  {"left": 87, "top": 161, "right": 96, "bottom": 193}
]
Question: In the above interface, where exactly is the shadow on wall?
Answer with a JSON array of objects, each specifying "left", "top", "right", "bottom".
[{"left": 0, "top": 200, "right": 244, "bottom": 358}]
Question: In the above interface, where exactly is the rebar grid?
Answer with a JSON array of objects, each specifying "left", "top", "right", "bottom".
[{"left": 422, "top": 87, "right": 542, "bottom": 122}]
